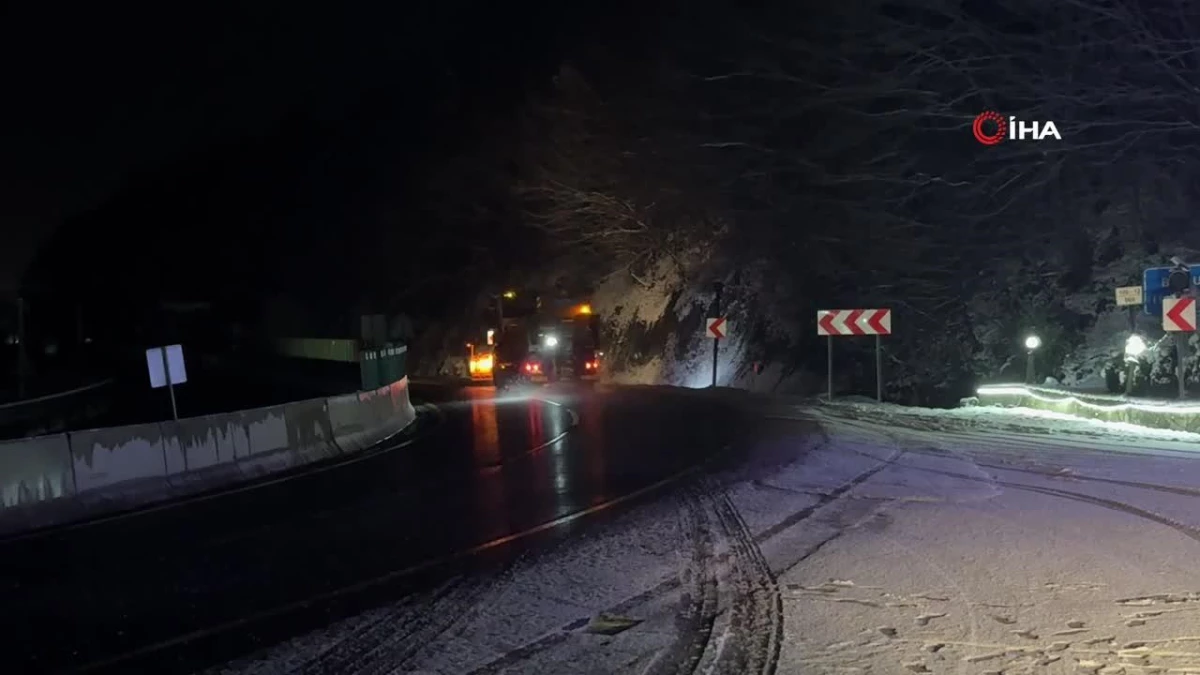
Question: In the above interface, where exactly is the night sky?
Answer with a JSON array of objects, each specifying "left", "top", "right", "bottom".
[{"left": 0, "top": 1, "right": 650, "bottom": 297}]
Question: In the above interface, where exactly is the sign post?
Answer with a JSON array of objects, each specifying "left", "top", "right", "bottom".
[
  {"left": 146, "top": 344, "right": 188, "bottom": 421},
  {"left": 1115, "top": 285, "right": 1143, "bottom": 332},
  {"left": 827, "top": 335, "right": 833, "bottom": 401},
  {"left": 1164, "top": 296, "right": 1196, "bottom": 398},
  {"left": 708, "top": 282, "right": 724, "bottom": 387},
  {"left": 705, "top": 316, "right": 728, "bottom": 385},
  {"left": 876, "top": 334, "right": 882, "bottom": 402},
  {"left": 817, "top": 309, "right": 893, "bottom": 402}
]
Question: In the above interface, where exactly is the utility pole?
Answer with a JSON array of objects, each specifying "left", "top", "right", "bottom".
[
  {"left": 711, "top": 281, "right": 723, "bottom": 387},
  {"left": 1169, "top": 259, "right": 1192, "bottom": 399},
  {"left": 875, "top": 334, "right": 883, "bottom": 402}
]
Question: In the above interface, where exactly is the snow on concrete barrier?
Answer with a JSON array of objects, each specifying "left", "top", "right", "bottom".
[
  {"left": 974, "top": 384, "right": 1200, "bottom": 433},
  {"left": 162, "top": 414, "right": 249, "bottom": 494},
  {"left": 0, "top": 434, "right": 80, "bottom": 534},
  {"left": 0, "top": 434, "right": 75, "bottom": 510},
  {"left": 69, "top": 422, "right": 172, "bottom": 507},
  {"left": 235, "top": 403, "right": 302, "bottom": 478}
]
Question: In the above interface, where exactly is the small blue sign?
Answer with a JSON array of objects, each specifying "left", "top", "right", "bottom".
[{"left": 1143, "top": 266, "right": 1200, "bottom": 315}]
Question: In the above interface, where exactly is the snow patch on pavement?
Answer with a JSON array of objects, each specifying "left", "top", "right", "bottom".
[{"left": 208, "top": 397, "right": 1200, "bottom": 675}]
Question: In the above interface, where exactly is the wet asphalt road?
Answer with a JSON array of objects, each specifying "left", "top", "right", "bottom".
[{"left": 0, "top": 383, "right": 740, "bottom": 675}]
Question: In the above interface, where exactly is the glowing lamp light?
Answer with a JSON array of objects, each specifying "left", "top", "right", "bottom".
[
  {"left": 1024, "top": 335, "right": 1042, "bottom": 351},
  {"left": 543, "top": 334, "right": 559, "bottom": 348},
  {"left": 1125, "top": 334, "right": 1147, "bottom": 359},
  {"left": 503, "top": 290, "right": 517, "bottom": 299},
  {"left": 469, "top": 354, "right": 494, "bottom": 374},
  {"left": 576, "top": 304, "right": 593, "bottom": 315}
]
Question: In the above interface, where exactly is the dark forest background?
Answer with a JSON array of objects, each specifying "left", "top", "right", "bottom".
[{"left": 12, "top": 0, "right": 1200, "bottom": 402}]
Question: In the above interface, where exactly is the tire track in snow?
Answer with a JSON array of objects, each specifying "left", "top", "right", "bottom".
[
  {"left": 821, "top": 420, "right": 1200, "bottom": 548},
  {"left": 303, "top": 575, "right": 493, "bottom": 675},
  {"left": 642, "top": 484, "right": 721, "bottom": 675},
  {"left": 882, "top": 458, "right": 1200, "bottom": 546},
  {"left": 288, "top": 573, "right": 493, "bottom": 674},
  {"left": 839, "top": 413, "right": 1200, "bottom": 503},
  {"left": 707, "top": 486, "right": 782, "bottom": 675}
]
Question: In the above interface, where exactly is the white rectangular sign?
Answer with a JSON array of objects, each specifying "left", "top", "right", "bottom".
[
  {"left": 146, "top": 344, "right": 188, "bottom": 388},
  {"left": 1115, "top": 286, "right": 1143, "bottom": 307}
]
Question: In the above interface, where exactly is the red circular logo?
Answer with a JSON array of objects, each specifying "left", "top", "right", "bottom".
[{"left": 972, "top": 111, "right": 1006, "bottom": 145}]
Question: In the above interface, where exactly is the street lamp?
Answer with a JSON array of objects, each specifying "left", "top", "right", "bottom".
[{"left": 1024, "top": 334, "right": 1041, "bottom": 384}]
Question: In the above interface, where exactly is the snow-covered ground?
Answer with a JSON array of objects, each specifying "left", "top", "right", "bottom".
[{"left": 205, "top": 400, "right": 1200, "bottom": 675}]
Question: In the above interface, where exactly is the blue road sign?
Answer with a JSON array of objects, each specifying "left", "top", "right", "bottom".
[{"left": 1143, "top": 266, "right": 1200, "bottom": 315}]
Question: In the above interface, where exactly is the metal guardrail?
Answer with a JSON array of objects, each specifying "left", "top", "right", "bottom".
[
  {"left": 0, "top": 379, "right": 114, "bottom": 411},
  {"left": 0, "top": 379, "right": 116, "bottom": 438}
]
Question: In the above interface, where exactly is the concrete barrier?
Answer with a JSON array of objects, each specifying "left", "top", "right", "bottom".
[
  {"left": 0, "top": 372, "right": 417, "bottom": 536},
  {"left": 327, "top": 392, "right": 374, "bottom": 453},
  {"left": 282, "top": 398, "right": 339, "bottom": 464},
  {"left": 383, "top": 377, "right": 417, "bottom": 438},
  {"left": 974, "top": 384, "right": 1200, "bottom": 434}
]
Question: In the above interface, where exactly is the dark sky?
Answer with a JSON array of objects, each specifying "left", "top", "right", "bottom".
[{"left": 0, "top": 1, "right": 616, "bottom": 294}]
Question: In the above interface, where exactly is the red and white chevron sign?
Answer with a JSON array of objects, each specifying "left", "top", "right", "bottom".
[
  {"left": 817, "top": 309, "right": 892, "bottom": 336},
  {"left": 1164, "top": 297, "right": 1197, "bottom": 332}
]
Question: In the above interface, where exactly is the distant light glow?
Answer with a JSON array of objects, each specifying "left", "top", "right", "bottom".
[
  {"left": 1024, "top": 335, "right": 1042, "bottom": 350},
  {"left": 543, "top": 334, "right": 559, "bottom": 348},
  {"left": 469, "top": 354, "right": 494, "bottom": 374},
  {"left": 1125, "top": 334, "right": 1147, "bottom": 358},
  {"left": 503, "top": 290, "right": 517, "bottom": 299}
]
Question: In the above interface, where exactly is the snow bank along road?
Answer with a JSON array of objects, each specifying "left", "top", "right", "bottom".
[
  {"left": 0, "top": 383, "right": 742, "bottom": 675},
  {"left": 202, "top": 395, "right": 1200, "bottom": 675}
]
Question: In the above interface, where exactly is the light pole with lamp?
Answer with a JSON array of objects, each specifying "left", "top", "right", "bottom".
[
  {"left": 1024, "top": 334, "right": 1041, "bottom": 384},
  {"left": 1123, "top": 334, "right": 1147, "bottom": 396}
]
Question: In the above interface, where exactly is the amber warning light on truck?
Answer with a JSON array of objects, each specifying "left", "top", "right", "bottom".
[{"left": 972, "top": 110, "right": 1062, "bottom": 145}]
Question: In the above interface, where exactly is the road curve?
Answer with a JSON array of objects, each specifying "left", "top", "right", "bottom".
[{"left": 0, "top": 383, "right": 740, "bottom": 675}]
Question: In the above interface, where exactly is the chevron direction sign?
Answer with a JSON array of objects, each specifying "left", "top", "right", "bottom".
[
  {"left": 817, "top": 309, "right": 892, "bottom": 336},
  {"left": 1164, "top": 297, "right": 1196, "bottom": 332}
]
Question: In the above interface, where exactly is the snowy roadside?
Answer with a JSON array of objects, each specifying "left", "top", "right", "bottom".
[{"left": 206, "top": 401, "right": 1200, "bottom": 675}]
